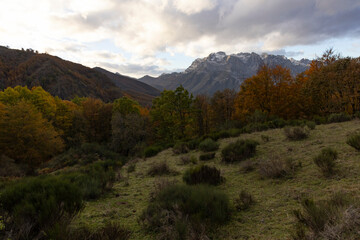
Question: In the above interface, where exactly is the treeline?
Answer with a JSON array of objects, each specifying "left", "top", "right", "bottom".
[{"left": 0, "top": 50, "right": 359, "bottom": 173}]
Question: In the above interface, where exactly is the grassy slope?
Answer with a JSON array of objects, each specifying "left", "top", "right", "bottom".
[{"left": 72, "top": 120, "right": 360, "bottom": 239}]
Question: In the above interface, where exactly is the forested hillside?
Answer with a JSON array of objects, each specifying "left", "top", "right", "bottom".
[{"left": 1, "top": 50, "right": 360, "bottom": 239}]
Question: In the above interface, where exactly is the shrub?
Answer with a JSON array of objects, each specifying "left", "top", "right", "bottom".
[
  {"left": 183, "top": 165, "right": 224, "bottom": 185},
  {"left": 240, "top": 160, "right": 256, "bottom": 173},
  {"left": 62, "top": 160, "right": 117, "bottom": 200},
  {"left": 222, "top": 139, "right": 259, "bottom": 163},
  {"left": 313, "top": 147, "right": 337, "bottom": 177},
  {"left": 235, "top": 190, "right": 254, "bottom": 211},
  {"left": 259, "top": 157, "right": 300, "bottom": 179},
  {"left": 186, "top": 138, "right": 201, "bottom": 150},
  {"left": 64, "top": 222, "right": 131, "bottom": 240},
  {"left": 172, "top": 142, "right": 189, "bottom": 155},
  {"left": 0, "top": 155, "right": 24, "bottom": 177},
  {"left": 346, "top": 133, "right": 360, "bottom": 151},
  {"left": 199, "top": 138, "right": 219, "bottom": 152},
  {"left": 144, "top": 146, "right": 162, "bottom": 158},
  {"left": 147, "top": 161, "right": 173, "bottom": 176},
  {"left": 0, "top": 176, "right": 83, "bottom": 239},
  {"left": 199, "top": 152, "right": 216, "bottom": 161},
  {"left": 179, "top": 155, "right": 197, "bottom": 165},
  {"left": 261, "top": 135, "right": 270, "bottom": 142},
  {"left": 127, "top": 163, "right": 136, "bottom": 173},
  {"left": 284, "top": 126, "right": 310, "bottom": 140},
  {"left": 312, "top": 115, "right": 327, "bottom": 125},
  {"left": 292, "top": 193, "right": 360, "bottom": 240},
  {"left": 328, "top": 112, "right": 352, "bottom": 123},
  {"left": 305, "top": 121, "right": 316, "bottom": 130},
  {"left": 140, "top": 184, "right": 231, "bottom": 239}
]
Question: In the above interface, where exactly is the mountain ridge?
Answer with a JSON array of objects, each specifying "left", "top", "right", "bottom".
[
  {"left": 139, "top": 52, "right": 311, "bottom": 95},
  {"left": 0, "top": 46, "right": 158, "bottom": 105}
]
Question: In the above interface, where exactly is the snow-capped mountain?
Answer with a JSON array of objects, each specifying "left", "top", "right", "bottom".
[{"left": 139, "top": 52, "right": 311, "bottom": 95}]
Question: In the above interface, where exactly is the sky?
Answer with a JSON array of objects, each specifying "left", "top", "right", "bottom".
[{"left": 0, "top": 0, "right": 360, "bottom": 78}]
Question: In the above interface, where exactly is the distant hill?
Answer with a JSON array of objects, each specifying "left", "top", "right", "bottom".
[
  {"left": 0, "top": 46, "right": 158, "bottom": 104},
  {"left": 139, "top": 52, "right": 311, "bottom": 95},
  {"left": 93, "top": 67, "right": 160, "bottom": 106}
]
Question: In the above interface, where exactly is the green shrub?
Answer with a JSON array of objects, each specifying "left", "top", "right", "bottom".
[
  {"left": 259, "top": 157, "right": 300, "bottom": 179},
  {"left": 284, "top": 126, "right": 310, "bottom": 140},
  {"left": 199, "top": 152, "right": 216, "bottom": 161},
  {"left": 147, "top": 161, "right": 173, "bottom": 176},
  {"left": 62, "top": 160, "right": 117, "bottom": 200},
  {"left": 242, "top": 122, "right": 270, "bottom": 133},
  {"left": 305, "top": 121, "right": 316, "bottom": 130},
  {"left": 312, "top": 115, "right": 327, "bottom": 124},
  {"left": 0, "top": 176, "right": 83, "bottom": 239},
  {"left": 64, "top": 222, "right": 131, "bottom": 240},
  {"left": 235, "top": 190, "right": 254, "bottom": 211},
  {"left": 144, "top": 146, "right": 162, "bottom": 158},
  {"left": 172, "top": 142, "right": 189, "bottom": 155},
  {"left": 127, "top": 163, "right": 136, "bottom": 173},
  {"left": 313, "top": 147, "right": 337, "bottom": 177},
  {"left": 179, "top": 155, "right": 197, "bottom": 165},
  {"left": 222, "top": 139, "right": 259, "bottom": 163},
  {"left": 199, "top": 138, "right": 220, "bottom": 152},
  {"left": 292, "top": 193, "right": 360, "bottom": 240},
  {"left": 328, "top": 112, "right": 352, "bottom": 123},
  {"left": 346, "top": 133, "right": 360, "bottom": 151},
  {"left": 183, "top": 165, "right": 224, "bottom": 185},
  {"left": 140, "top": 184, "right": 231, "bottom": 239},
  {"left": 186, "top": 138, "right": 201, "bottom": 150}
]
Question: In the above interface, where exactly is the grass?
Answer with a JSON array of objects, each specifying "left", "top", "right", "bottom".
[{"left": 71, "top": 120, "right": 360, "bottom": 239}]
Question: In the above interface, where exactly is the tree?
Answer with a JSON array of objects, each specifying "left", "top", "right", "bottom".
[
  {"left": 234, "top": 65, "right": 298, "bottom": 120},
  {"left": 81, "top": 98, "right": 112, "bottom": 143},
  {"left": 0, "top": 101, "right": 64, "bottom": 169},
  {"left": 150, "top": 86, "right": 195, "bottom": 142},
  {"left": 112, "top": 113, "right": 147, "bottom": 156},
  {"left": 194, "top": 95, "right": 211, "bottom": 136},
  {"left": 113, "top": 96, "right": 141, "bottom": 116},
  {"left": 210, "top": 89, "right": 236, "bottom": 129}
]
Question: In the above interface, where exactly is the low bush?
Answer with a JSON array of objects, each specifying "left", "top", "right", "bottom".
[
  {"left": 235, "top": 190, "right": 254, "bottom": 211},
  {"left": 240, "top": 160, "right": 256, "bottom": 173},
  {"left": 0, "top": 155, "right": 25, "bottom": 177},
  {"left": 261, "top": 135, "right": 270, "bottom": 142},
  {"left": 64, "top": 222, "right": 131, "bottom": 240},
  {"left": 259, "top": 157, "right": 300, "bottom": 179},
  {"left": 313, "top": 147, "right": 337, "bottom": 177},
  {"left": 292, "top": 193, "right": 360, "bottom": 240},
  {"left": 199, "top": 138, "right": 219, "bottom": 152},
  {"left": 183, "top": 165, "right": 224, "bottom": 185},
  {"left": 127, "top": 163, "right": 136, "bottom": 173},
  {"left": 346, "top": 133, "right": 360, "bottom": 151},
  {"left": 284, "top": 126, "right": 310, "bottom": 140},
  {"left": 140, "top": 184, "right": 231, "bottom": 239},
  {"left": 179, "top": 155, "right": 197, "bottom": 165},
  {"left": 305, "top": 121, "right": 316, "bottom": 130},
  {"left": 144, "top": 145, "right": 163, "bottom": 158},
  {"left": 312, "top": 115, "right": 327, "bottom": 125},
  {"left": 172, "top": 142, "right": 189, "bottom": 155},
  {"left": 222, "top": 139, "right": 259, "bottom": 163},
  {"left": 147, "top": 161, "right": 174, "bottom": 176},
  {"left": 0, "top": 176, "right": 83, "bottom": 239},
  {"left": 328, "top": 112, "right": 352, "bottom": 123},
  {"left": 62, "top": 160, "right": 118, "bottom": 200},
  {"left": 186, "top": 138, "right": 201, "bottom": 150},
  {"left": 199, "top": 152, "right": 216, "bottom": 161}
]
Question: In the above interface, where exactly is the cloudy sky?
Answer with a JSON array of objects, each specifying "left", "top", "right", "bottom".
[{"left": 1, "top": 0, "right": 360, "bottom": 78}]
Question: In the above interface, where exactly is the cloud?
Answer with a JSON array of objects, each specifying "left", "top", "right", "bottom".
[{"left": 1, "top": 0, "right": 359, "bottom": 77}]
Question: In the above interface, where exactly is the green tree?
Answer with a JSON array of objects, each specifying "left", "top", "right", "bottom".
[
  {"left": 150, "top": 86, "right": 195, "bottom": 142},
  {"left": 113, "top": 96, "right": 141, "bottom": 116}
]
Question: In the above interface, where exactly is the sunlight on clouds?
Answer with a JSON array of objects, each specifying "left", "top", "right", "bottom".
[{"left": 173, "top": 0, "right": 217, "bottom": 14}]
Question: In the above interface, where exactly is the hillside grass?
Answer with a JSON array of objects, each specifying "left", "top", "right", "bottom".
[{"left": 71, "top": 119, "right": 360, "bottom": 239}]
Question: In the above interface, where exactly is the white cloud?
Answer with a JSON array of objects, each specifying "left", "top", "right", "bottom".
[
  {"left": 173, "top": 0, "right": 217, "bottom": 14},
  {"left": 0, "top": 0, "right": 359, "bottom": 77}
]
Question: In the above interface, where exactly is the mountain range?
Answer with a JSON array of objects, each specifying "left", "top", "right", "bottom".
[
  {"left": 0, "top": 46, "right": 160, "bottom": 105},
  {"left": 139, "top": 52, "right": 311, "bottom": 95}
]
